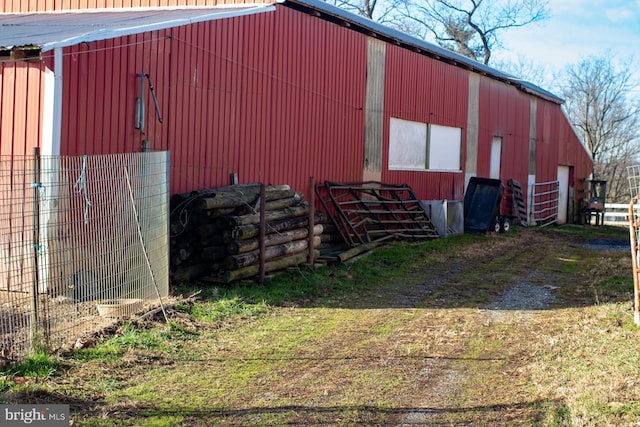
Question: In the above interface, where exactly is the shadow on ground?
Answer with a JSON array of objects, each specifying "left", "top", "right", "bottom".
[{"left": 304, "top": 226, "right": 633, "bottom": 312}]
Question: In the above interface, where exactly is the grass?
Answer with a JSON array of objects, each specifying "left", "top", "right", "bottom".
[
  {"left": 0, "top": 349, "right": 63, "bottom": 403},
  {"left": 178, "top": 296, "right": 269, "bottom": 323},
  {"left": 526, "top": 303, "right": 640, "bottom": 425},
  {"left": 1, "top": 225, "right": 638, "bottom": 425},
  {"left": 72, "top": 324, "right": 164, "bottom": 362},
  {"left": 6, "top": 350, "right": 61, "bottom": 379}
]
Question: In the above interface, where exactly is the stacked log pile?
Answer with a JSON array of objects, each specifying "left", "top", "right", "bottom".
[{"left": 170, "top": 183, "right": 334, "bottom": 284}]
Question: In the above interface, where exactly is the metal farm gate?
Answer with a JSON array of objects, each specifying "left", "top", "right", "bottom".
[
  {"left": 627, "top": 166, "right": 640, "bottom": 326},
  {"left": 530, "top": 180, "right": 560, "bottom": 227},
  {"left": 0, "top": 151, "right": 169, "bottom": 363}
]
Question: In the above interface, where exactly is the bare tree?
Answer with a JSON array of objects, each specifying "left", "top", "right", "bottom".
[
  {"left": 492, "top": 55, "right": 548, "bottom": 87},
  {"left": 559, "top": 54, "right": 640, "bottom": 202},
  {"left": 394, "top": 0, "right": 549, "bottom": 64},
  {"left": 324, "top": 0, "right": 402, "bottom": 22},
  {"left": 323, "top": 0, "right": 548, "bottom": 66}
]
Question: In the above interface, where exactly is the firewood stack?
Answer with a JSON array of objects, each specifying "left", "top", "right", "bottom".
[{"left": 170, "top": 183, "right": 331, "bottom": 284}]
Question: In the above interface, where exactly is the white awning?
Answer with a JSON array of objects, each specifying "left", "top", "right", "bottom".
[{"left": 0, "top": 4, "right": 275, "bottom": 51}]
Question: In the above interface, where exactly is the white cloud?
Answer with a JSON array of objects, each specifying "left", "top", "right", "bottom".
[
  {"left": 605, "top": 6, "right": 636, "bottom": 22},
  {"left": 493, "top": 0, "right": 640, "bottom": 88},
  {"left": 549, "top": 0, "right": 599, "bottom": 17}
]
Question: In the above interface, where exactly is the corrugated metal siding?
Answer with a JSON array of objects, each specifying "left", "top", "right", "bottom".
[
  {"left": 265, "top": 8, "right": 366, "bottom": 190},
  {"left": 58, "top": 7, "right": 366, "bottom": 195},
  {"left": 381, "top": 44, "right": 468, "bottom": 201},
  {"left": 528, "top": 98, "right": 537, "bottom": 174},
  {"left": 534, "top": 100, "right": 592, "bottom": 206},
  {"left": 61, "top": 35, "right": 159, "bottom": 156},
  {"left": 477, "top": 77, "right": 531, "bottom": 190},
  {"left": 0, "top": 1, "right": 258, "bottom": 13},
  {"left": 557, "top": 109, "right": 592, "bottom": 201},
  {"left": 0, "top": 61, "right": 44, "bottom": 156},
  {"left": 0, "top": 61, "right": 44, "bottom": 292},
  {"left": 3, "top": 1, "right": 591, "bottom": 208}
]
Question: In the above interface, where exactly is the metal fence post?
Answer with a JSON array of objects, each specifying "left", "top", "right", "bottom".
[
  {"left": 259, "top": 183, "right": 266, "bottom": 286},
  {"left": 30, "top": 147, "right": 41, "bottom": 352},
  {"left": 308, "top": 176, "right": 315, "bottom": 267}
]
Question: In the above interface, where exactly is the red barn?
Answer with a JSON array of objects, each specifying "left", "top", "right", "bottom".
[{"left": 0, "top": 0, "right": 593, "bottom": 225}]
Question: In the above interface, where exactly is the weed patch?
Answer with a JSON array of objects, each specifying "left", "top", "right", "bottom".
[{"left": 3, "top": 350, "right": 61, "bottom": 379}]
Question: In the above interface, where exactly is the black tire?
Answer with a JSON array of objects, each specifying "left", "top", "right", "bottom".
[{"left": 500, "top": 217, "right": 511, "bottom": 233}]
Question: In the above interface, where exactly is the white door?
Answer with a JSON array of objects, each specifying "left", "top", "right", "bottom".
[
  {"left": 490, "top": 137, "right": 502, "bottom": 179},
  {"left": 557, "top": 165, "right": 570, "bottom": 224}
]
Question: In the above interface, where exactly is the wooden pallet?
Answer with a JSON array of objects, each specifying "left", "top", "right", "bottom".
[{"left": 508, "top": 179, "right": 527, "bottom": 224}]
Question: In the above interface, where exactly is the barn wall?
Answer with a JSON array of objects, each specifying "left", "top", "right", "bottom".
[
  {"left": 381, "top": 44, "right": 469, "bottom": 201},
  {"left": 0, "top": 0, "right": 258, "bottom": 13},
  {"left": 0, "top": 61, "right": 45, "bottom": 157},
  {"left": 476, "top": 76, "right": 531, "bottom": 201},
  {"left": 534, "top": 99, "right": 592, "bottom": 212},
  {"left": 0, "top": 61, "right": 46, "bottom": 294},
  {"left": 557, "top": 108, "right": 592, "bottom": 203},
  {"left": 57, "top": 7, "right": 367, "bottom": 196},
  {"left": 6, "top": 2, "right": 592, "bottom": 207}
]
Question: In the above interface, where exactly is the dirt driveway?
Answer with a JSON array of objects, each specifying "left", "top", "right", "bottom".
[
  {"left": 157, "top": 226, "right": 636, "bottom": 426},
  {"left": 9, "top": 225, "right": 639, "bottom": 426}
]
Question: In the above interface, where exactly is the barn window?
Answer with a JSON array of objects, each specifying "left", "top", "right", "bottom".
[
  {"left": 389, "top": 118, "right": 428, "bottom": 170},
  {"left": 388, "top": 118, "right": 462, "bottom": 172},
  {"left": 427, "top": 124, "right": 462, "bottom": 171}
]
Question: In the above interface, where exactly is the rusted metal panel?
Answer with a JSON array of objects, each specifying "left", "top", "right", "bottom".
[
  {"left": 363, "top": 38, "right": 385, "bottom": 181},
  {"left": 57, "top": 6, "right": 366, "bottom": 196},
  {"left": 465, "top": 73, "right": 480, "bottom": 179},
  {"left": 316, "top": 181, "right": 438, "bottom": 246}
]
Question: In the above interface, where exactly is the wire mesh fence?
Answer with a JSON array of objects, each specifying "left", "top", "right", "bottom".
[{"left": 0, "top": 151, "right": 169, "bottom": 363}]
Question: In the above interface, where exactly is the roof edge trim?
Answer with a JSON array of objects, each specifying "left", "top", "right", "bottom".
[
  {"left": 0, "top": 4, "right": 275, "bottom": 15},
  {"left": 40, "top": 4, "right": 276, "bottom": 52}
]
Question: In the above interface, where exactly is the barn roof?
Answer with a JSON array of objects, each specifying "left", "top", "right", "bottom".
[
  {"left": 0, "top": 0, "right": 562, "bottom": 104},
  {"left": 0, "top": 4, "right": 275, "bottom": 52}
]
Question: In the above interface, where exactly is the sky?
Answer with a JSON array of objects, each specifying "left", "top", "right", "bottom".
[{"left": 492, "top": 0, "right": 640, "bottom": 90}]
